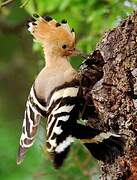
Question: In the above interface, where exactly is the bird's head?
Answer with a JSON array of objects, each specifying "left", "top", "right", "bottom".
[{"left": 28, "top": 15, "right": 79, "bottom": 57}]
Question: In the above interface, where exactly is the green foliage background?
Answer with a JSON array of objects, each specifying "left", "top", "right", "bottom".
[{"left": 0, "top": 0, "right": 136, "bottom": 179}]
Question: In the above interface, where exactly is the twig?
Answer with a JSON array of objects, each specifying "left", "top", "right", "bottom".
[
  {"left": 20, "top": 0, "right": 30, "bottom": 8},
  {"left": 0, "top": 0, "right": 14, "bottom": 7}
]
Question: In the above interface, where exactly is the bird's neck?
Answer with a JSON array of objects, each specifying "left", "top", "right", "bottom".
[
  {"left": 44, "top": 50, "right": 73, "bottom": 71},
  {"left": 34, "top": 49, "right": 77, "bottom": 101}
]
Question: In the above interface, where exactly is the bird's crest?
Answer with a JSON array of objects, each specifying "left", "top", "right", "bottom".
[{"left": 28, "top": 14, "right": 75, "bottom": 44}]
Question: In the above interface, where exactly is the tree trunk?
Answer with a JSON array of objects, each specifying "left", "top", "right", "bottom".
[{"left": 80, "top": 11, "right": 137, "bottom": 179}]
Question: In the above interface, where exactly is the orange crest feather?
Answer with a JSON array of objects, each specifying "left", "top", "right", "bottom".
[{"left": 28, "top": 14, "right": 75, "bottom": 44}]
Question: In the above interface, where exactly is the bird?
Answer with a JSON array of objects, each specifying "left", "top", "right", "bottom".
[{"left": 16, "top": 14, "right": 125, "bottom": 169}]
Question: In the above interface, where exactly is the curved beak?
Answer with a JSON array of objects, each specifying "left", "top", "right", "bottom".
[
  {"left": 71, "top": 48, "right": 81, "bottom": 56},
  {"left": 71, "top": 49, "right": 89, "bottom": 59}
]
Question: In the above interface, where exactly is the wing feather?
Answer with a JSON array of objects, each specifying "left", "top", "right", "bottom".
[
  {"left": 46, "top": 85, "right": 80, "bottom": 168},
  {"left": 16, "top": 86, "right": 46, "bottom": 164}
]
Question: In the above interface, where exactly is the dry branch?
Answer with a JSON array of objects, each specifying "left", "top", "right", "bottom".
[{"left": 0, "top": 0, "right": 14, "bottom": 7}]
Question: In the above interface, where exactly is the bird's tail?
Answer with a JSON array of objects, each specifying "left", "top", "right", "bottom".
[
  {"left": 82, "top": 133, "right": 125, "bottom": 163},
  {"left": 16, "top": 146, "right": 28, "bottom": 165},
  {"left": 72, "top": 124, "right": 125, "bottom": 163}
]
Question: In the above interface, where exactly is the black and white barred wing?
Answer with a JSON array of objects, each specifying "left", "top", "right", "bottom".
[
  {"left": 45, "top": 85, "right": 125, "bottom": 168},
  {"left": 16, "top": 86, "right": 46, "bottom": 165},
  {"left": 46, "top": 85, "right": 80, "bottom": 169}
]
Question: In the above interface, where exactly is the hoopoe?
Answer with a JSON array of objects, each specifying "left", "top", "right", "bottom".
[{"left": 17, "top": 15, "right": 125, "bottom": 169}]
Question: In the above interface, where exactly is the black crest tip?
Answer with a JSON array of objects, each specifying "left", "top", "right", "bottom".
[
  {"left": 26, "top": 18, "right": 36, "bottom": 28},
  {"left": 61, "top": 19, "right": 67, "bottom": 24},
  {"left": 44, "top": 15, "right": 52, "bottom": 21},
  {"left": 32, "top": 22, "right": 37, "bottom": 25},
  {"left": 27, "top": 17, "right": 36, "bottom": 22},
  {"left": 33, "top": 13, "right": 39, "bottom": 18},
  {"left": 56, "top": 22, "right": 61, "bottom": 27},
  {"left": 71, "top": 28, "right": 74, "bottom": 32}
]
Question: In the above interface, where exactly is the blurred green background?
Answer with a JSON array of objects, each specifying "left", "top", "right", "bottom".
[{"left": 0, "top": 0, "right": 136, "bottom": 179}]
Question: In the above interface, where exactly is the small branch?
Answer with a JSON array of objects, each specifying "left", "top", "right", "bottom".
[
  {"left": 20, "top": 0, "right": 30, "bottom": 8},
  {"left": 0, "top": 0, "right": 14, "bottom": 7}
]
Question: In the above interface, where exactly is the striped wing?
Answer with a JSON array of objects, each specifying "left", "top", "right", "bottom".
[
  {"left": 17, "top": 86, "right": 47, "bottom": 164},
  {"left": 45, "top": 84, "right": 125, "bottom": 168},
  {"left": 46, "top": 85, "right": 81, "bottom": 168}
]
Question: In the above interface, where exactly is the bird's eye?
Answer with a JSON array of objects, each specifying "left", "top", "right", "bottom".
[{"left": 62, "top": 44, "right": 67, "bottom": 49}]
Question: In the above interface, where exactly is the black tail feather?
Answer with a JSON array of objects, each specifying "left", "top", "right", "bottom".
[
  {"left": 71, "top": 123, "right": 125, "bottom": 163},
  {"left": 50, "top": 146, "right": 70, "bottom": 169},
  {"left": 84, "top": 136, "right": 125, "bottom": 163}
]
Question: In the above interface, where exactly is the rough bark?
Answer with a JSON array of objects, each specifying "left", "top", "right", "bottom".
[{"left": 80, "top": 11, "right": 137, "bottom": 179}]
